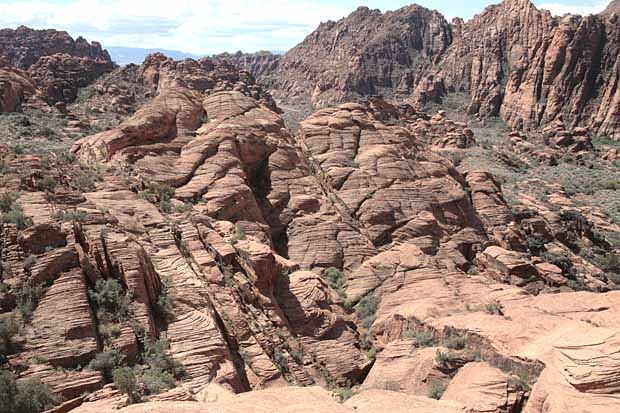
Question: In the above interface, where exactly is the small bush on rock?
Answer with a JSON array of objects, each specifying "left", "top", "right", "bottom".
[
  {"left": 356, "top": 294, "right": 380, "bottom": 328},
  {"left": 15, "top": 280, "right": 47, "bottom": 321},
  {"left": 0, "top": 314, "right": 20, "bottom": 354},
  {"left": 1, "top": 205, "right": 33, "bottom": 230},
  {"left": 321, "top": 267, "right": 347, "bottom": 299},
  {"left": 88, "top": 349, "right": 123, "bottom": 381},
  {"left": 428, "top": 381, "right": 447, "bottom": 400},
  {"left": 140, "top": 368, "right": 176, "bottom": 395},
  {"left": 113, "top": 367, "right": 140, "bottom": 404},
  {"left": 89, "top": 278, "right": 131, "bottom": 322},
  {"left": 0, "top": 371, "right": 60, "bottom": 413}
]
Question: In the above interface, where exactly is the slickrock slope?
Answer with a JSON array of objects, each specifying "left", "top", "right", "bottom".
[
  {"left": 266, "top": 5, "right": 451, "bottom": 107},
  {"left": 2, "top": 48, "right": 620, "bottom": 413}
]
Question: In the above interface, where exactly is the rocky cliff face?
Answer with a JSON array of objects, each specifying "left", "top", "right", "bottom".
[
  {"left": 602, "top": 0, "right": 620, "bottom": 15},
  {"left": 265, "top": 5, "right": 451, "bottom": 107},
  {"left": 0, "top": 26, "right": 111, "bottom": 70},
  {"left": 0, "top": 67, "right": 35, "bottom": 112},
  {"left": 262, "top": 0, "right": 620, "bottom": 138},
  {"left": 438, "top": 0, "right": 620, "bottom": 138},
  {"left": 0, "top": 26, "right": 114, "bottom": 107},
  {"left": 212, "top": 51, "right": 281, "bottom": 79}
]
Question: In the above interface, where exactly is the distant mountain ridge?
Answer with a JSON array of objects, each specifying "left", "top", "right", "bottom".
[
  {"left": 107, "top": 47, "right": 288, "bottom": 66},
  {"left": 105, "top": 46, "right": 202, "bottom": 65}
]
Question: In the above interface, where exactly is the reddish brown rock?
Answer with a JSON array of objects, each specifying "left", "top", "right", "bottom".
[
  {"left": 213, "top": 51, "right": 281, "bottom": 80},
  {"left": 0, "top": 26, "right": 111, "bottom": 70},
  {"left": 29, "top": 53, "right": 114, "bottom": 104},
  {"left": 0, "top": 67, "right": 36, "bottom": 112},
  {"left": 266, "top": 5, "right": 452, "bottom": 107}
]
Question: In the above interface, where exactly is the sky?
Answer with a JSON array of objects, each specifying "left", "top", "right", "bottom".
[{"left": 0, "top": 0, "right": 611, "bottom": 54}]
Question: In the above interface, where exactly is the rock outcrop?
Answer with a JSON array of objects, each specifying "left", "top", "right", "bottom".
[
  {"left": 0, "top": 67, "right": 36, "bottom": 112},
  {"left": 213, "top": 51, "right": 281, "bottom": 79},
  {"left": 265, "top": 5, "right": 452, "bottom": 107},
  {"left": 0, "top": 26, "right": 114, "bottom": 108},
  {"left": 2, "top": 26, "right": 620, "bottom": 412},
  {"left": 261, "top": 0, "right": 620, "bottom": 138},
  {"left": 0, "top": 26, "right": 111, "bottom": 70},
  {"left": 28, "top": 53, "right": 114, "bottom": 104}
]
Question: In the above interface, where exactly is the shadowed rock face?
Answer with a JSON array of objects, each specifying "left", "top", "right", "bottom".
[{"left": 212, "top": 51, "right": 281, "bottom": 80}]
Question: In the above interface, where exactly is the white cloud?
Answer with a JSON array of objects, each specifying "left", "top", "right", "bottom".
[
  {"left": 537, "top": 1, "right": 608, "bottom": 16},
  {"left": 0, "top": 0, "right": 351, "bottom": 54}
]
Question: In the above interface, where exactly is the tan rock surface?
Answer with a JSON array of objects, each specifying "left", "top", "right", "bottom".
[
  {"left": 361, "top": 341, "right": 450, "bottom": 395},
  {"left": 441, "top": 362, "right": 524, "bottom": 413}
]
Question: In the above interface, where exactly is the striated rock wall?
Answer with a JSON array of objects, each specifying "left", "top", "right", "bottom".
[
  {"left": 212, "top": 51, "right": 281, "bottom": 80},
  {"left": 263, "top": 0, "right": 620, "bottom": 137},
  {"left": 266, "top": 5, "right": 452, "bottom": 107},
  {"left": 0, "top": 26, "right": 111, "bottom": 70}
]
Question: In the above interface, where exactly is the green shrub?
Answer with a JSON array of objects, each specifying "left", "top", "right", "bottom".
[
  {"left": 0, "top": 192, "right": 19, "bottom": 213},
  {"left": 0, "top": 314, "right": 20, "bottom": 354},
  {"left": 57, "top": 210, "right": 87, "bottom": 222},
  {"left": 526, "top": 234, "right": 546, "bottom": 255},
  {"left": 173, "top": 203, "right": 193, "bottom": 214},
  {"left": 272, "top": 348, "right": 288, "bottom": 373},
  {"left": 367, "top": 348, "right": 377, "bottom": 362},
  {"left": 15, "top": 280, "right": 47, "bottom": 321},
  {"left": 23, "top": 255, "right": 36, "bottom": 270},
  {"left": 334, "top": 387, "right": 355, "bottom": 403},
  {"left": 435, "top": 349, "right": 456, "bottom": 368},
  {"left": 428, "top": 381, "right": 447, "bottom": 400},
  {"left": 69, "top": 171, "right": 98, "bottom": 193},
  {"left": 484, "top": 302, "right": 502, "bottom": 315},
  {"left": 598, "top": 253, "right": 620, "bottom": 274},
  {"left": 0, "top": 371, "right": 60, "bottom": 413},
  {"left": 542, "top": 252, "right": 577, "bottom": 280},
  {"left": 322, "top": 267, "right": 347, "bottom": 299},
  {"left": 356, "top": 294, "right": 380, "bottom": 328},
  {"left": 88, "top": 349, "right": 123, "bottom": 381},
  {"left": 89, "top": 278, "right": 131, "bottom": 323},
  {"left": 35, "top": 176, "right": 58, "bottom": 192},
  {"left": 57, "top": 151, "right": 77, "bottom": 165},
  {"left": 140, "top": 368, "right": 176, "bottom": 395},
  {"left": 1, "top": 205, "right": 33, "bottom": 230},
  {"left": 444, "top": 333, "right": 466, "bottom": 350},
  {"left": 113, "top": 367, "right": 140, "bottom": 404},
  {"left": 508, "top": 372, "right": 531, "bottom": 392},
  {"left": 143, "top": 338, "right": 185, "bottom": 379},
  {"left": 402, "top": 330, "right": 438, "bottom": 347},
  {"left": 99, "top": 322, "right": 122, "bottom": 343},
  {"left": 228, "top": 226, "right": 246, "bottom": 246},
  {"left": 155, "top": 277, "right": 175, "bottom": 322}
]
